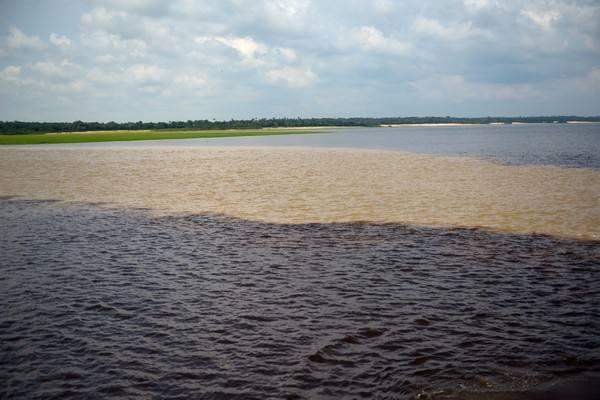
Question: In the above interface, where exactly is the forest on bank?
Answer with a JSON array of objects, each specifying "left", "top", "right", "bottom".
[{"left": 1, "top": 116, "right": 599, "bottom": 135}]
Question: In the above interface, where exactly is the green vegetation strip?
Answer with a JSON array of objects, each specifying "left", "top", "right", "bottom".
[{"left": 0, "top": 129, "right": 328, "bottom": 145}]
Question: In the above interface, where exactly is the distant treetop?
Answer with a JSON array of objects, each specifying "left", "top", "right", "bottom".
[{"left": 1, "top": 116, "right": 599, "bottom": 135}]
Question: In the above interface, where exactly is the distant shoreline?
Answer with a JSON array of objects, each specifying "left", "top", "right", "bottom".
[
  {"left": 3, "top": 121, "right": 600, "bottom": 145},
  {"left": 2, "top": 116, "right": 600, "bottom": 136}
]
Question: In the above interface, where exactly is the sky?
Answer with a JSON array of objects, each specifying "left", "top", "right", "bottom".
[{"left": 0, "top": 0, "right": 599, "bottom": 122}]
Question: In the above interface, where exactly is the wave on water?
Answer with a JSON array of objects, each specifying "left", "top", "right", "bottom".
[{"left": 1, "top": 198, "right": 599, "bottom": 399}]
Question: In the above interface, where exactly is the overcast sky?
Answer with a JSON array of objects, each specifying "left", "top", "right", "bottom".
[{"left": 0, "top": 0, "right": 599, "bottom": 121}]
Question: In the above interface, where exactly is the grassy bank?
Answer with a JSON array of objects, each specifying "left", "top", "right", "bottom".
[{"left": 0, "top": 128, "right": 329, "bottom": 145}]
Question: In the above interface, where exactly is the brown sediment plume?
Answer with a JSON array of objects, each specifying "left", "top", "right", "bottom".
[{"left": 1, "top": 146, "right": 598, "bottom": 240}]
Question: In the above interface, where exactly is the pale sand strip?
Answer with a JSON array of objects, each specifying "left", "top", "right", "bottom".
[{"left": 1, "top": 146, "right": 599, "bottom": 240}]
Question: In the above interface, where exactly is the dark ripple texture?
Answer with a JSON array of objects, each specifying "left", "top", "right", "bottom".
[{"left": 1, "top": 199, "right": 599, "bottom": 399}]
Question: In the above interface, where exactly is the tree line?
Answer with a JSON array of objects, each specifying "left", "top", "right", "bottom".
[{"left": 1, "top": 116, "right": 599, "bottom": 135}]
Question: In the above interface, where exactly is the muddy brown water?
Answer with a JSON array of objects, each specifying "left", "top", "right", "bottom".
[{"left": 0, "top": 147, "right": 598, "bottom": 240}]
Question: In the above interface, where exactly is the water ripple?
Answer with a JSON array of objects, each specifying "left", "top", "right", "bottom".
[{"left": 1, "top": 199, "right": 599, "bottom": 399}]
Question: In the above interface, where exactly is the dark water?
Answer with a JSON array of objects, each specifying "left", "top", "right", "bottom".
[
  {"left": 1, "top": 198, "right": 599, "bottom": 399},
  {"left": 65, "top": 123, "right": 600, "bottom": 169}
]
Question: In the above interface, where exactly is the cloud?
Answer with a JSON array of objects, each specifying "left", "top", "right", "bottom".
[
  {"left": 275, "top": 47, "right": 297, "bottom": 62},
  {"left": 215, "top": 36, "right": 267, "bottom": 59},
  {"left": 5, "top": 27, "right": 44, "bottom": 50},
  {"left": 373, "top": 0, "right": 395, "bottom": 14},
  {"left": 351, "top": 26, "right": 410, "bottom": 55},
  {"left": 572, "top": 67, "right": 600, "bottom": 92},
  {"left": 266, "top": 66, "right": 316, "bottom": 88},
  {"left": 0, "top": 65, "right": 21, "bottom": 82},
  {"left": 86, "top": 63, "right": 168, "bottom": 87},
  {"left": 86, "top": 0, "right": 166, "bottom": 15},
  {"left": 413, "top": 17, "right": 488, "bottom": 41},
  {"left": 54, "top": 80, "right": 86, "bottom": 93},
  {"left": 409, "top": 74, "right": 539, "bottom": 101},
  {"left": 80, "top": 31, "right": 148, "bottom": 57},
  {"left": 49, "top": 33, "right": 73, "bottom": 49},
  {"left": 194, "top": 35, "right": 299, "bottom": 69},
  {"left": 30, "top": 60, "right": 78, "bottom": 77},
  {"left": 1, "top": 0, "right": 599, "bottom": 120},
  {"left": 261, "top": 0, "right": 312, "bottom": 33},
  {"left": 0, "top": 64, "right": 84, "bottom": 94},
  {"left": 81, "top": 6, "right": 126, "bottom": 30},
  {"left": 94, "top": 54, "right": 116, "bottom": 64},
  {"left": 174, "top": 74, "right": 207, "bottom": 88},
  {"left": 521, "top": 8, "right": 561, "bottom": 30},
  {"left": 463, "top": 0, "right": 489, "bottom": 11},
  {"left": 127, "top": 64, "right": 165, "bottom": 83}
]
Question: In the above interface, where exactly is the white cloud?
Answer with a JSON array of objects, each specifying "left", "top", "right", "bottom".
[
  {"left": 409, "top": 74, "right": 539, "bottom": 101},
  {"left": 80, "top": 31, "right": 148, "bottom": 57},
  {"left": 81, "top": 6, "right": 126, "bottom": 29},
  {"left": 266, "top": 0, "right": 309, "bottom": 18},
  {"left": 216, "top": 36, "right": 267, "bottom": 59},
  {"left": 86, "top": 67, "right": 122, "bottom": 84},
  {"left": 0, "top": 65, "right": 84, "bottom": 93},
  {"left": 572, "top": 68, "right": 600, "bottom": 92},
  {"left": 516, "top": 3, "right": 598, "bottom": 53},
  {"left": 30, "top": 60, "right": 78, "bottom": 77},
  {"left": 6, "top": 27, "right": 44, "bottom": 50},
  {"left": 1, "top": 0, "right": 600, "bottom": 120},
  {"left": 262, "top": 0, "right": 311, "bottom": 32},
  {"left": 463, "top": 0, "right": 489, "bottom": 11},
  {"left": 275, "top": 47, "right": 297, "bottom": 62},
  {"left": 0, "top": 65, "right": 21, "bottom": 82},
  {"left": 194, "top": 36, "right": 299, "bottom": 66},
  {"left": 521, "top": 8, "right": 561, "bottom": 30},
  {"left": 95, "top": 54, "right": 117, "bottom": 64},
  {"left": 87, "top": 64, "right": 166, "bottom": 86},
  {"left": 374, "top": 0, "right": 395, "bottom": 14},
  {"left": 584, "top": 35, "right": 600, "bottom": 52},
  {"left": 266, "top": 66, "right": 316, "bottom": 88},
  {"left": 414, "top": 18, "right": 447, "bottom": 36},
  {"left": 86, "top": 0, "right": 165, "bottom": 14},
  {"left": 587, "top": 68, "right": 600, "bottom": 87},
  {"left": 413, "top": 17, "right": 487, "bottom": 41},
  {"left": 49, "top": 33, "right": 72, "bottom": 49},
  {"left": 352, "top": 26, "right": 410, "bottom": 55},
  {"left": 127, "top": 64, "right": 165, "bottom": 82},
  {"left": 174, "top": 74, "right": 208, "bottom": 88},
  {"left": 54, "top": 80, "right": 86, "bottom": 93}
]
